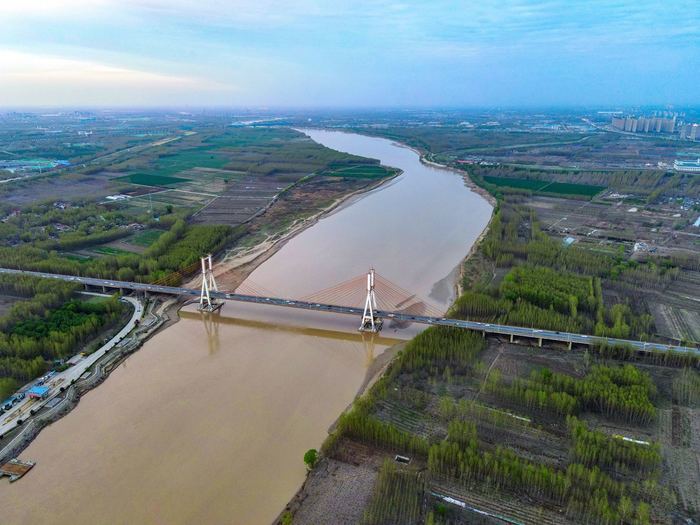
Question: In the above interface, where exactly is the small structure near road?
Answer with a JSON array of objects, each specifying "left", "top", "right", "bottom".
[
  {"left": 633, "top": 241, "right": 650, "bottom": 253},
  {"left": 44, "top": 397, "right": 62, "bottom": 409},
  {"left": 0, "top": 459, "right": 35, "bottom": 482},
  {"left": 26, "top": 385, "right": 50, "bottom": 400}
]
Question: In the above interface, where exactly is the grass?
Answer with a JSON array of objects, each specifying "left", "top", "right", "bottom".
[
  {"left": 91, "top": 246, "right": 135, "bottom": 256},
  {"left": 61, "top": 252, "right": 94, "bottom": 262},
  {"left": 129, "top": 229, "right": 163, "bottom": 247},
  {"left": 117, "top": 173, "right": 190, "bottom": 187},
  {"left": 483, "top": 175, "right": 605, "bottom": 197},
  {"left": 324, "top": 164, "right": 393, "bottom": 179},
  {"left": 82, "top": 295, "right": 112, "bottom": 305}
]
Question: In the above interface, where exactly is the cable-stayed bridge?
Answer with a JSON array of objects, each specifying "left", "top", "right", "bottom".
[{"left": 0, "top": 261, "right": 697, "bottom": 357}]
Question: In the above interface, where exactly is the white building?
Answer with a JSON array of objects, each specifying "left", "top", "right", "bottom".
[{"left": 674, "top": 159, "right": 700, "bottom": 173}]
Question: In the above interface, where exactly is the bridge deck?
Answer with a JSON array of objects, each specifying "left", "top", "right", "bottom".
[{"left": 1, "top": 268, "right": 697, "bottom": 356}]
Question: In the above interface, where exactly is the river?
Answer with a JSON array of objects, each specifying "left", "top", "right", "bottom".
[{"left": 0, "top": 130, "right": 492, "bottom": 524}]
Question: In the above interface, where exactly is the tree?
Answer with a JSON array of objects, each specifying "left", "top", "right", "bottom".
[
  {"left": 303, "top": 449, "right": 318, "bottom": 470},
  {"left": 0, "top": 377, "right": 18, "bottom": 400}
]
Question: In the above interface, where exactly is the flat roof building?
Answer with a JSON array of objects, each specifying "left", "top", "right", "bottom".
[
  {"left": 27, "top": 385, "right": 50, "bottom": 399},
  {"left": 674, "top": 159, "right": 700, "bottom": 173}
]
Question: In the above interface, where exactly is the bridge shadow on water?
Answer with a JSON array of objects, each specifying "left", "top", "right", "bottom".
[{"left": 180, "top": 309, "right": 404, "bottom": 364}]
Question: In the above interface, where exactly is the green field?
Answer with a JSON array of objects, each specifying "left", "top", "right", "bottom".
[
  {"left": 147, "top": 149, "right": 229, "bottom": 177},
  {"left": 129, "top": 229, "right": 163, "bottom": 247},
  {"left": 204, "top": 128, "right": 287, "bottom": 148},
  {"left": 483, "top": 175, "right": 605, "bottom": 197},
  {"left": 325, "top": 164, "right": 393, "bottom": 179},
  {"left": 117, "top": 173, "right": 190, "bottom": 186}
]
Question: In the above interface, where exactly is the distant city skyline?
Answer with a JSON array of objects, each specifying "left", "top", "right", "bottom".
[{"left": 1, "top": 0, "right": 698, "bottom": 107}]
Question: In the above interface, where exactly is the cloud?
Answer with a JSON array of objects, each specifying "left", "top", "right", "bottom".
[
  {"left": 0, "top": 0, "right": 106, "bottom": 16},
  {"left": 0, "top": 1, "right": 698, "bottom": 106},
  {"left": 0, "top": 50, "right": 233, "bottom": 106},
  {"left": 5, "top": 1, "right": 699, "bottom": 52},
  {"left": 0, "top": 0, "right": 356, "bottom": 25},
  {"left": 0, "top": 50, "right": 213, "bottom": 86}
]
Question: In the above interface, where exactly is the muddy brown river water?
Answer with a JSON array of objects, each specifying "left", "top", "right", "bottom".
[{"left": 0, "top": 130, "right": 492, "bottom": 524}]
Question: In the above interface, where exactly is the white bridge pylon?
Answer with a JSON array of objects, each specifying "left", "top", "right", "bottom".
[
  {"left": 359, "top": 268, "right": 383, "bottom": 332},
  {"left": 199, "top": 254, "right": 222, "bottom": 312}
]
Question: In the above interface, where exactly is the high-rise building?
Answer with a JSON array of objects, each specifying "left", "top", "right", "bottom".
[
  {"left": 610, "top": 113, "right": 691, "bottom": 139},
  {"left": 662, "top": 116, "right": 676, "bottom": 133}
]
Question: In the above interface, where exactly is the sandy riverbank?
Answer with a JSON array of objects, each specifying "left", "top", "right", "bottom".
[
  {"left": 204, "top": 170, "right": 401, "bottom": 292},
  {"left": 418, "top": 154, "right": 496, "bottom": 298}
]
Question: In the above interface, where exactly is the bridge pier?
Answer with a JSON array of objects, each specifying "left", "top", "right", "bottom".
[
  {"left": 538, "top": 337, "right": 542, "bottom": 347},
  {"left": 199, "top": 254, "right": 223, "bottom": 312},
  {"left": 510, "top": 334, "right": 514, "bottom": 343},
  {"left": 359, "top": 269, "right": 382, "bottom": 332}
]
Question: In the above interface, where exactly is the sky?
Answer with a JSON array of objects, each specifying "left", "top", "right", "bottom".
[{"left": 0, "top": 0, "right": 698, "bottom": 108}]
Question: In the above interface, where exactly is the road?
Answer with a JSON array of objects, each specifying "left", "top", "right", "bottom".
[
  {"left": 1, "top": 268, "right": 697, "bottom": 358},
  {"left": 0, "top": 295, "right": 143, "bottom": 437}
]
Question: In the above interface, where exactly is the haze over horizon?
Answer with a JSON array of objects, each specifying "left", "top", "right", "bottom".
[{"left": 1, "top": 0, "right": 698, "bottom": 108}]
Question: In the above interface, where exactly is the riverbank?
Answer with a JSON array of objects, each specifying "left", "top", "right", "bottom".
[
  {"left": 275, "top": 339, "right": 406, "bottom": 525},
  {"left": 0, "top": 296, "right": 181, "bottom": 464},
  {"left": 419, "top": 154, "right": 498, "bottom": 208},
  {"left": 209, "top": 166, "right": 401, "bottom": 291},
  {"left": 417, "top": 153, "right": 496, "bottom": 299}
]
